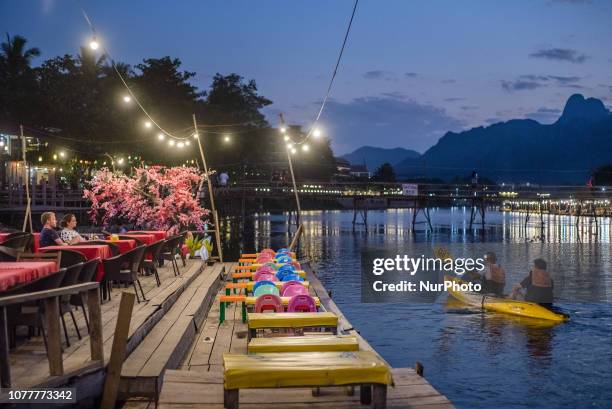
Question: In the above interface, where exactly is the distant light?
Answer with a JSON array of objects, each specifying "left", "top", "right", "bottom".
[
  {"left": 280, "top": 127, "right": 286, "bottom": 134},
  {"left": 169, "top": 140, "right": 175, "bottom": 146},
  {"left": 38, "top": 156, "right": 43, "bottom": 162},
  {"left": 302, "top": 144, "right": 309, "bottom": 152},
  {"left": 283, "top": 135, "right": 290, "bottom": 142},
  {"left": 185, "top": 140, "right": 191, "bottom": 146},
  {"left": 123, "top": 95, "right": 132, "bottom": 103},
  {"left": 291, "top": 148, "right": 297, "bottom": 155},
  {"left": 0, "top": 141, "right": 4, "bottom": 147},
  {"left": 89, "top": 38, "right": 99, "bottom": 50},
  {"left": 53, "top": 154, "right": 58, "bottom": 160},
  {"left": 224, "top": 135, "right": 231, "bottom": 143},
  {"left": 144, "top": 121, "right": 152, "bottom": 129},
  {"left": 117, "top": 158, "right": 124, "bottom": 165},
  {"left": 177, "top": 142, "right": 185, "bottom": 148},
  {"left": 59, "top": 151, "right": 66, "bottom": 158},
  {"left": 286, "top": 143, "right": 293, "bottom": 149},
  {"left": 193, "top": 132, "right": 199, "bottom": 139},
  {"left": 313, "top": 128, "right": 322, "bottom": 138},
  {"left": 158, "top": 133, "right": 165, "bottom": 140}
]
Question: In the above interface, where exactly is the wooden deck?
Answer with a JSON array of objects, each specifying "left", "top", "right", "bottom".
[
  {"left": 133, "top": 262, "right": 456, "bottom": 409},
  {"left": 5, "top": 258, "right": 208, "bottom": 392}
]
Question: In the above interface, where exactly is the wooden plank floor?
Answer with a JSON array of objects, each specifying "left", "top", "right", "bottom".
[
  {"left": 146, "top": 262, "right": 455, "bottom": 409},
  {"left": 7, "top": 258, "right": 206, "bottom": 388}
]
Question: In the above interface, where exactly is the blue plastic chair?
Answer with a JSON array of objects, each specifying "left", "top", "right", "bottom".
[
  {"left": 253, "top": 280, "right": 276, "bottom": 294},
  {"left": 254, "top": 284, "right": 280, "bottom": 297},
  {"left": 281, "top": 273, "right": 304, "bottom": 282}
]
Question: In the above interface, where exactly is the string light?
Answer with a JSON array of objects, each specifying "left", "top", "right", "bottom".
[
  {"left": 59, "top": 151, "right": 65, "bottom": 158},
  {"left": 291, "top": 148, "right": 297, "bottom": 155},
  {"left": 169, "top": 140, "right": 175, "bottom": 146},
  {"left": 177, "top": 142, "right": 185, "bottom": 148},
  {"left": 302, "top": 144, "right": 310, "bottom": 152},
  {"left": 144, "top": 121, "right": 152, "bottom": 129},
  {"left": 280, "top": 127, "right": 286, "bottom": 134},
  {"left": 283, "top": 135, "right": 290, "bottom": 142},
  {"left": 158, "top": 133, "right": 165, "bottom": 140},
  {"left": 193, "top": 132, "right": 199, "bottom": 139},
  {"left": 185, "top": 140, "right": 190, "bottom": 146},
  {"left": 223, "top": 135, "right": 231, "bottom": 143},
  {"left": 53, "top": 154, "right": 58, "bottom": 160},
  {"left": 312, "top": 129, "right": 322, "bottom": 138},
  {"left": 123, "top": 95, "right": 131, "bottom": 103},
  {"left": 89, "top": 37, "right": 99, "bottom": 50}
]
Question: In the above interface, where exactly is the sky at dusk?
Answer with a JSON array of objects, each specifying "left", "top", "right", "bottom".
[{"left": 2, "top": 0, "right": 612, "bottom": 154}]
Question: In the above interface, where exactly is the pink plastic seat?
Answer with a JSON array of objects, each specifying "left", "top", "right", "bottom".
[
  {"left": 255, "top": 294, "right": 284, "bottom": 313},
  {"left": 261, "top": 249, "right": 276, "bottom": 256},
  {"left": 256, "top": 254, "right": 274, "bottom": 263},
  {"left": 254, "top": 271, "right": 277, "bottom": 282},
  {"left": 255, "top": 265, "right": 275, "bottom": 275},
  {"left": 281, "top": 281, "right": 309, "bottom": 297},
  {"left": 287, "top": 294, "right": 317, "bottom": 313}
]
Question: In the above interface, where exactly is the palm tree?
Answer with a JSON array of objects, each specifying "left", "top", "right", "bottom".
[{"left": 0, "top": 33, "right": 40, "bottom": 77}]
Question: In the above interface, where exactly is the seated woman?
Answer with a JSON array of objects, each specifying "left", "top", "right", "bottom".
[{"left": 59, "top": 213, "right": 86, "bottom": 244}]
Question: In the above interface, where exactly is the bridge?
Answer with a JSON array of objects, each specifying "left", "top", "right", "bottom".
[{"left": 1, "top": 182, "right": 610, "bottom": 230}]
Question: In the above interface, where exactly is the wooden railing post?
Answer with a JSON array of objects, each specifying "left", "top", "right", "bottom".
[
  {"left": 43, "top": 296, "right": 64, "bottom": 376},
  {"left": 87, "top": 288, "right": 104, "bottom": 362},
  {"left": 0, "top": 306, "right": 11, "bottom": 387}
]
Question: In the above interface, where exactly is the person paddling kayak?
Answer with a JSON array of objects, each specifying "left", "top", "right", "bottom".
[
  {"left": 480, "top": 252, "right": 506, "bottom": 296},
  {"left": 511, "top": 258, "right": 554, "bottom": 306}
]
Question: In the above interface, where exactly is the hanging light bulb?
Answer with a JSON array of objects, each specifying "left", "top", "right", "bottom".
[
  {"left": 185, "top": 140, "right": 191, "bottom": 146},
  {"left": 177, "top": 142, "right": 185, "bottom": 148},
  {"left": 89, "top": 37, "right": 100, "bottom": 50},
  {"left": 168, "top": 140, "right": 175, "bottom": 146},
  {"left": 224, "top": 135, "right": 231, "bottom": 143},
  {"left": 313, "top": 128, "right": 322, "bottom": 138},
  {"left": 291, "top": 148, "right": 297, "bottom": 155},
  {"left": 302, "top": 144, "right": 310, "bottom": 152},
  {"left": 193, "top": 132, "right": 199, "bottom": 139},
  {"left": 123, "top": 95, "right": 132, "bottom": 103},
  {"left": 283, "top": 135, "right": 290, "bottom": 142},
  {"left": 144, "top": 121, "right": 152, "bottom": 129},
  {"left": 158, "top": 133, "right": 165, "bottom": 140},
  {"left": 280, "top": 127, "right": 287, "bottom": 134}
]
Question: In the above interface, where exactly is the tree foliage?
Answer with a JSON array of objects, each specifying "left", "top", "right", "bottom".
[{"left": 372, "top": 163, "right": 396, "bottom": 182}]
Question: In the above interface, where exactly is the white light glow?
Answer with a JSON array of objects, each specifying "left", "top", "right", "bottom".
[
  {"left": 313, "top": 128, "right": 322, "bottom": 138},
  {"left": 169, "top": 140, "right": 175, "bottom": 146},
  {"left": 89, "top": 39, "right": 99, "bottom": 50},
  {"left": 158, "top": 133, "right": 165, "bottom": 140},
  {"left": 302, "top": 144, "right": 309, "bottom": 152},
  {"left": 123, "top": 95, "right": 131, "bottom": 103}
]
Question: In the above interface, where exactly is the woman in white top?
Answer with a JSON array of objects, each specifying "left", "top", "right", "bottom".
[{"left": 59, "top": 213, "right": 86, "bottom": 244}]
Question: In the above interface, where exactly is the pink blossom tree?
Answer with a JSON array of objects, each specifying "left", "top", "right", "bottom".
[{"left": 83, "top": 166, "right": 210, "bottom": 235}]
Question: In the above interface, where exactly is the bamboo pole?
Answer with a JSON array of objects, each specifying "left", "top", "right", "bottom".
[
  {"left": 279, "top": 114, "right": 302, "bottom": 225},
  {"left": 192, "top": 114, "right": 223, "bottom": 262},
  {"left": 20, "top": 125, "right": 32, "bottom": 233}
]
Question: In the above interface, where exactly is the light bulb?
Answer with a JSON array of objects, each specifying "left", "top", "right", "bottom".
[
  {"left": 89, "top": 38, "right": 99, "bottom": 50},
  {"left": 158, "top": 133, "right": 165, "bottom": 140},
  {"left": 123, "top": 95, "right": 131, "bottom": 103},
  {"left": 283, "top": 135, "right": 290, "bottom": 141},
  {"left": 313, "top": 128, "right": 322, "bottom": 138},
  {"left": 291, "top": 148, "right": 297, "bottom": 154},
  {"left": 224, "top": 135, "right": 231, "bottom": 142},
  {"left": 144, "top": 121, "right": 152, "bottom": 129},
  {"left": 302, "top": 144, "right": 309, "bottom": 152},
  {"left": 280, "top": 127, "right": 286, "bottom": 133},
  {"left": 177, "top": 142, "right": 185, "bottom": 148},
  {"left": 185, "top": 140, "right": 191, "bottom": 146}
]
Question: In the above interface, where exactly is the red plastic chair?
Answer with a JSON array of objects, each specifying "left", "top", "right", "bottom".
[
  {"left": 287, "top": 294, "right": 317, "bottom": 313},
  {"left": 255, "top": 294, "right": 284, "bottom": 313},
  {"left": 261, "top": 249, "right": 276, "bottom": 256},
  {"left": 254, "top": 271, "right": 277, "bottom": 282},
  {"left": 256, "top": 253, "right": 274, "bottom": 263},
  {"left": 281, "top": 281, "right": 309, "bottom": 297}
]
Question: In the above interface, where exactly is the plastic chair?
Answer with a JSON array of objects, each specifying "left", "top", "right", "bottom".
[
  {"left": 252, "top": 280, "right": 276, "bottom": 294},
  {"left": 287, "top": 294, "right": 317, "bottom": 313},
  {"left": 281, "top": 273, "right": 304, "bottom": 282},
  {"left": 290, "top": 261, "right": 301, "bottom": 269},
  {"left": 263, "top": 262, "right": 278, "bottom": 270},
  {"left": 253, "top": 284, "right": 280, "bottom": 298},
  {"left": 254, "top": 294, "right": 283, "bottom": 313},
  {"left": 256, "top": 254, "right": 274, "bottom": 263},
  {"left": 255, "top": 265, "right": 275, "bottom": 275},
  {"left": 41, "top": 249, "right": 86, "bottom": 269},
  {"left": 141, "top": 239, "right": 166, "bottom": 286},
  {"left": 69, "top": 258, "right": 100, "bottom": 333},
  {"left": 260, "top": 249, "right": 275, "bottom": 256},
  {"left": 281, "top": 282, "right": 309, "bottom": 297},
  {"left": 275, "top": 255, "right": 293, "bottom": 264},
  {"left": 276, "top": 265, "right": 296, "bottom": 281},
  {"left": 59, "top": 262, "right": 85, "bottom": 346},
  {"left": 254, "top": 272, "right": 277, "bottom": 282}
]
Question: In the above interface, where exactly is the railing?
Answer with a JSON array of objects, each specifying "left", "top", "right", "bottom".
[
  {"left": 0, "top": 282, "right": 103, "bottom": 387},
  {"left": 0, "top": 186, "right": 86, "bottom": 209}
]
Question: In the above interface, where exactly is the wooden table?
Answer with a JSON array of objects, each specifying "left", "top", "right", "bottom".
[
  {"left": 43, "top": 245, "right": 112, "bottom": 281},
  {"left": 0, "top": 261, "right": 58, "bottom": 292}
]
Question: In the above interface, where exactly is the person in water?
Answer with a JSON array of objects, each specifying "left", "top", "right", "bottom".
[
  {"left": 479, "top": 252, "right": 506, "bottom": 296},
  {"left": 511, "top": 258, "right": 553, "bottom": 306}
]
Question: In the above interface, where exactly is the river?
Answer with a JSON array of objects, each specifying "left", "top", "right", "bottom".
[{"left": 222, "top": 208, "right": 612, "bottom": 409}]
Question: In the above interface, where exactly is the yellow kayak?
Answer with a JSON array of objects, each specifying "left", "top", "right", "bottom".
[{"left": 444, "top": 275, "right": 568, "bottom": 323}]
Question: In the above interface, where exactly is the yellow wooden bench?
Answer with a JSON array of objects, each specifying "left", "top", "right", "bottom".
[
  {"left": 222, "top": 351, "right": 393, "bottom": 409},
  {"left": 247, "top": 335, "right": 359, "bottom": 353},
  {"left": 247, "top": 312, "right": 338, "bottom": 340},
  {"left": 225, "top": 281, "right": 309, "bottom": 295}
]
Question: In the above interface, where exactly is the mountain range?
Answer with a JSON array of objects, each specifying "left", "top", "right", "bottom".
[
  {"left": 341, "top": 146, "right": 420, "bottom": 173},
  {"left": 346, "top": 94, "right": 612, "bottom": 184}
]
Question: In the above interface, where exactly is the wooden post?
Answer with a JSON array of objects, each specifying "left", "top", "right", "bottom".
[
  {"left": 289, "top": 224, "right": 303, "bottom": 252},
  {"left": 372, "top": 384, "right": 388, "bottom": 409},
  {"left": 100, "top": 292, "right": 136, "bottom": 409},
  {"left": 20, "top": 125, "right": 33, "bottom": 233},
  {"left": 87, "top": 287, "right": 104, "bottom": 362},
  {"left": 0, "top": 306, "right": 11, "bottom": 387},
  {"left": 44, "top": 297, "right": 63, "bottom": 376},
  {"left": 415, "top": 361, "right": 424, "bottom": 376},
  {"left": 192, "top": 114, "right": 223, "bottom": 263}
]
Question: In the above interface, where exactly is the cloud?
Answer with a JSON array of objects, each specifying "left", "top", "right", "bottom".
[
  {"left": 529, "top": 48, "right": 588, "bottom": 63},
  {"left": 525, "top": 107, "right": 562, "bottom": 124},
  {"left": 321, "top": 96, "right": 466, "bottom": 153},
  {"left": 460, "top": 105, "right": 478, "bottom": 111},
  {"left": 444, "top": 97, "right": 466, "bottom": 102},
  {"left": 442, "top": 79, "right": 456, "bottom": 84},
  {"left": 404, "top": 72, "right": 419, "bottom": 78},
  {"left": 501, "top": 80, "right": 544, "bottom": 91},
  {"left": 485, "top": 118, "right": 503, "bottom": 125},
  {"left": 363, "top": 70, "right": 396, "bottom": 81},
  {"left": 501, "top": 74, "right": 583, "bottom": 92},
  {"left": 380, "top": 91, "right": 408, "bottom": 100}
]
